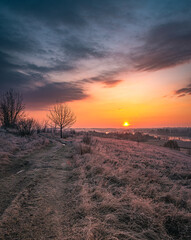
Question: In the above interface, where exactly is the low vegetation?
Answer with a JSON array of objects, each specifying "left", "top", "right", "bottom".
[
  {"left": 0, "top": 129, "right": 50, "bottom": 177},
  {"left": 0, "top": 128, "right": 190, "bottom": 239},
  {"left": 164, "top": 140, "right": 180, "bottom": 150},
  {"left": 89, "top": 131, "right": 157, "bottom": 142},
  {"left": 82, "top": 133, "right": 92, "bottom": 145},
  {"left": 69, "top": 135, "right": 191, "bottom": 239},
  {"left": 17, "top": 118, "right": 37, "bottom": 136}
]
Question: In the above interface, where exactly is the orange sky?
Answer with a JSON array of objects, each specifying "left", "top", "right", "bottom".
[{"left": 26, "top": 64, "right": 191, "bottom": 128}]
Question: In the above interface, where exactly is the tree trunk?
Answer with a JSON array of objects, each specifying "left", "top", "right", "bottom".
[{"left": 60, "top": 125, "right": 63, "bottom": 138}]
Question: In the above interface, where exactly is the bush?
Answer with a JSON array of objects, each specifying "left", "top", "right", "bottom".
[
  {"left": 17, "top": 118, "right": 36, "bottom": 136},
  {"left": 164, "top": 140, "right": 180, "bottom": 150},
  {"left": 62, "top": 130, "right": 76, "bottom": 138},
  {"left": 70, "top": 129, "right": 76, "bottom": 135},
  {"left": 75, "top": 143, "right": 91, "bottom": 155},
  {"left": 82, "top": 133, "right": 92, "bottom": 145},
  {"left": 187, "top": 149, "right": 191, "bottom": 155}
]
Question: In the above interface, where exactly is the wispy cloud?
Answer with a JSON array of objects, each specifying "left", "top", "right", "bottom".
[
  {"left": 174, "top": 83, "right": 191, "bottom": 97},
  {"left": 24, "top": 82, "right": 89, "bottom": 109},
  {"left": 103, "top": 80, "right": 123, "bottom": 87},
  {"left": 132, "top": 21, "right": 191, "bottom": 71}
]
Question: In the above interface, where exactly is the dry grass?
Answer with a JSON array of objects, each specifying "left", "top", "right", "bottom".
[
  {"left": 82, "top": 133, "right": 92, "bottom": 145},
  {"left": 1, "top": 131, "right": 190, "bottom": 239},
  {"left": 74, "top": 142, "right": 92, "bottom": 155},
  {"left": 0, "top": 130, "right": 50, "bottom": 176},
  {"left": 71, "top": 135, "right": 191, "bottom": 240}
]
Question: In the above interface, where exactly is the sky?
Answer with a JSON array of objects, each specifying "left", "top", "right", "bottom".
[{"left": 0, "top": 0, "right": 191, "bottom": 128}]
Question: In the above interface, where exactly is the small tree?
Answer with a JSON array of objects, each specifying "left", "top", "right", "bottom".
[
  {"left": 48, "top": 103, "right": 76, "bottom": 138},
  {"left": 0, "top": 89, "right": 25, "bottom": 128}
]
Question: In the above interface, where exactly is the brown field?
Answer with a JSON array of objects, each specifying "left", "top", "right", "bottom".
[{"left": 0, "top": 131, "right": 191, "bottom": 239}]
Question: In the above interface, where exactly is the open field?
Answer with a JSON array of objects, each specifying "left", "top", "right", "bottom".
[{"left": 0, "top": 131, "right": 191, "bottom": 239}]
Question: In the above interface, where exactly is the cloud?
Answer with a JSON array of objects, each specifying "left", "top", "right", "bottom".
[
  {"left": 0, "top": 0, "right": 136, "bottom": 28},
  {"left": 0, "top": 2, "right": 111, "bottom": 95},
  {"left": 26, "top": 61, "right": 75, "bottom": 73},
  {"left": 132, "top": 21, "right": 191, "bottom": 71},
  {"left": 0, "top": 51, "right": 44, "bottom": 90},
  {"left": 174, "top": 83, "right": 191, "bottom": 97},
  {"left": 80, "top": 68, "right": 124, "bottom": 87},
  {"left": 0, "top": 14, "right": 36, "bottom": 53},
  {"left": 24, "top": 82, "right": 89, "bottom": 109},
  {"left": 103, "top": 80, "right": 122, "bottom": 87},
  {"left": 62, "top": 36, "right": 106, "bottom": 60}
]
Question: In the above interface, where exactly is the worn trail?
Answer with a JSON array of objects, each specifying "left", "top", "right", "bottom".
[{"left": 0, "top": 140, "right": 75, "bottom": 240}]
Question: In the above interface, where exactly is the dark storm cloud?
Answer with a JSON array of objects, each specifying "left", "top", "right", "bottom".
[
  {"left": 24, "top": 82, "right": 88, "bottom": 109},
  {"left": 174, "top": 83, "right": 191, "bottom": 97},
  {"left": 132, "top": 21, "right": 191, "bottom": 71}
]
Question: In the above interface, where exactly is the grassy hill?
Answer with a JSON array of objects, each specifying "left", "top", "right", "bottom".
[{"left": 0, "top": 131, "right": 191, "bottom": 239}]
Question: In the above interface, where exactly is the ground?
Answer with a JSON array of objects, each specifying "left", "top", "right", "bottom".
[{"left": 0, "top": 131, "right": 191, "bottom": 240}]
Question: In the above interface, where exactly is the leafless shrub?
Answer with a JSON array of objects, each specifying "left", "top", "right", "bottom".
[
  {"left": 83, "top": 133, "right": 92, "bottom": 145},
  {"left": 17, "top": 118, "right": 36, "bottom": 136}
]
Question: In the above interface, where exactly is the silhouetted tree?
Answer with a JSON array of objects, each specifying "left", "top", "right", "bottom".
[
  {"left": 0, "top": 89, "right": 25, "bottom": 128},
  {"left": 48, "top": 104, "right": 76, "bottom": 138}
]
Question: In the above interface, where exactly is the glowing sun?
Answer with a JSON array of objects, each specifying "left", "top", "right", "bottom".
[{"left": 123, "top": 121, "right": 130, "bottom": 127}]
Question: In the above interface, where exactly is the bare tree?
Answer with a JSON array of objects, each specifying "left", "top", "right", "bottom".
[
  {"left": 0, "top": 89, "right": 25, "bottom": 128},
  {"left": 48, "top": 103, "right": 76, "bottom": 138}
]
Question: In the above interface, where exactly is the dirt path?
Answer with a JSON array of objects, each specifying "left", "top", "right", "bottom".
[{"left": 0, "top": 139, "right": 78, "bottom": 240}]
